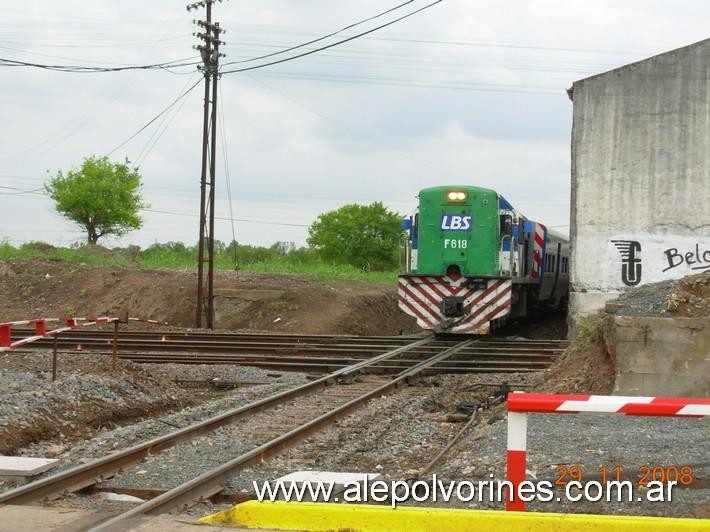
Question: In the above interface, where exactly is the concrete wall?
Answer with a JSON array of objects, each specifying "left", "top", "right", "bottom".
[
  {"left": 611, "top": 316, "right": 709, "bottom": 397},
  {"left": 569, "top": 39, "right": 710, "bottom": 327}
]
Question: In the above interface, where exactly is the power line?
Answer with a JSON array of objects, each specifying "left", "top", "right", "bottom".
[
  {"left": 0, "top": 189, "right": 312, "bottom": 227},
  {"left": 0, "top": 44, "right": 196, "bottom": 66},
  {"left": 0, "top": 56, "right": 200, "bottom": 73},
  {"left": 229, "top": 1, "right": 414, "bottom": 65},
  {"left": 224, "top": 42, "right": 620, "bottom": 78},
  {"left": 218, "top": 82, "right": 239, "bottom": 269},
  {"left": 0, "top": 185, "right": 45, "bottom": 195},
  {"left": 243, "top": 73, "right": 462, "bottom": 182},
  {"left": 144, "top": 208, "right": 309, "bottom": 227},
  {"left": 0, "top": 75, "right": 138, "bottom": 162},
  {"left": 105, "top": 78, "right": 202, "bottom": 156},
  {"left": 221, "top": 0, "right": 443, "bottom": 74},
  {"left": 244, "top": 70, "right": 560, "bottom": 95},
  {"left": 134, "top": 74, "right": 200, "bottom": 167},
  {"left": 232, "top": 23, "right": 655, "bottom": 57}
]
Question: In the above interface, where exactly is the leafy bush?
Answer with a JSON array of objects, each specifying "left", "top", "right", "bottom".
[{"left": 307, "top": 202, "right": 402, "bottom": 271}]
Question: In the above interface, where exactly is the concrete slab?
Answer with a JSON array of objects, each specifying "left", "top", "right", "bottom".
[
  {"left": 611, "top": 316, "right": 710, "bottom": 396},
  {"left": 0, "top": 505, "right": 111, "bottom": 532},
  {"left": 0, "top": 456, "right": 58, "bottom": 476},
  {"left": 0, "top": 505, "right": 261, "bottom": 532}
]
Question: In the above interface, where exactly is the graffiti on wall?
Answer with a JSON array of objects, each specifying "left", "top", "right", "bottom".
[
  {"left": 611, "top": 240, "right": 642, "bottom": 286},
  {"left": 662, "top": 244, "right": 710, "bottom": 273},
  {"left": 607, "top": 238, "right": 710, "bottom": 289}
]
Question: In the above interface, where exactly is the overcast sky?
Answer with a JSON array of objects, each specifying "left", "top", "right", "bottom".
[{"left": 1, "top": 0, "right": 708, "bottom": 249}]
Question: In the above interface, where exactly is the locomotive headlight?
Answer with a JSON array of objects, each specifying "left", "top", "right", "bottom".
[{"left": 447, "top": 191, "right": 467, "bottom": 202}]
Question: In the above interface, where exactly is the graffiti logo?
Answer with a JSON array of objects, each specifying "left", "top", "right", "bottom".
[{"left": 611, "top": 240, "right": 642, "bottom": 286}]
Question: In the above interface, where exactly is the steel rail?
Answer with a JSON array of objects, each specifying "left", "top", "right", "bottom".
[
  {"left": 0, "top": 338, "right": 432, "bottom": 505},
  {"left": 113, "top": 354, "right": 556, "bottom": 364},
  {"left": 7, "top": 345, "right": 560, "bottom": 375},
  {"left": 113, "top": 356, "right": 554, "bottom": 371},
  {"left": 12, "top": 328, "right": 413, "bottom": 343},
  {"left": 8, "top": 336, "right": 566, "bottom": 356},
  {"left": 12, "top": 327, "right": 568, "bottom": 347},
  {"left": 7, "top": 351, "right": 553, "bottom": 375},
  {"left": 88, "top": 339, "right": 478, "bottom": 530},
  {"left": 7, "top": 337, "right": 562, "bottom": 375},
  {"left": 12, "top": 327, "right": 569, "bottom": 343}
]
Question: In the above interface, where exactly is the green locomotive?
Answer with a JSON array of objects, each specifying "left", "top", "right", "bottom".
[{"left": 399, "top": 185, "right": 569, "bottom": 334}]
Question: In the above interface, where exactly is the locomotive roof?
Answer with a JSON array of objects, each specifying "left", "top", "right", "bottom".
[{"left": 419, "top": 185, "right": 498, "bottom": 196}]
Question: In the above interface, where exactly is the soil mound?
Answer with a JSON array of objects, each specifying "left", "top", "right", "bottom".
[
  {"left": 610, "top": 271, "right": 710, "bottom": 318},
  {"left": 0, "top": 258, "right": 417, "bottom": 335}
]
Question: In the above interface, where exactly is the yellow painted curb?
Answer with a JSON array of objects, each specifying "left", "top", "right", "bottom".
[{"left": 200, "top": 501, "right": 709, "bottom": 531}]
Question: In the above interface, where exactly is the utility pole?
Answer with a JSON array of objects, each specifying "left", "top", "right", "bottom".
[{"left": 187, "top": 0, "right": 225, "bottom": 328}]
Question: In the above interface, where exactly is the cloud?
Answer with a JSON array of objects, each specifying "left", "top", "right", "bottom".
[{"left": 1, "top": 0, "right": 707, "bottom": 248}]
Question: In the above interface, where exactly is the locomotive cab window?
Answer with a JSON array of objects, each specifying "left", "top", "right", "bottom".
[{"left": 500, "top": 214, "right": 513, "bottom": 236}]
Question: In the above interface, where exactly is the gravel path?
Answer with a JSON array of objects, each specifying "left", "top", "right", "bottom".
[
  {"left": 16, "top": 369, "right": 308, "bottom": 466},
  {"left": 103, "top": 378, "right": 386, "bottom": 490},
  {"left": 436, "top": 411, "right": 709, "bottom": 517},
  {"left": 6, "top": 365, "right": 705, "bottom": 520},
  {"left": 225, "top": 373, "right": 529, "bottom": 490}
]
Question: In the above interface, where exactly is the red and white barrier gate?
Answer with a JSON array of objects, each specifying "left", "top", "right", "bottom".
[
  {"left": 0, "top": 317, "right": 118, "bottom": 352},
  {"left": 0, "top": 315, "right": 168, "bottom": 352},
  {"left": 505, "top": 392, "right": 710, "bottom": 511}
]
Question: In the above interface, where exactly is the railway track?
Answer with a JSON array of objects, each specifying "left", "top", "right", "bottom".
[
  {"left": 0, "top": 338, "right": 431, "bottom": 506},
  {"left": 0, "top": 338, "right": 480, "bottom": 527},
  {"left": 9, "top": 328, "right": 567, "bottom": 374},
  {"left": 89, "top": 338, "right": 479, "bottom": 530}
]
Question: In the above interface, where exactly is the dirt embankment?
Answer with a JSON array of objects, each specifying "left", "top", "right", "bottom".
[
  {"left": 530, "top": 315, "right": 616, "bottom": 394},
  {"left": 530, "top": 271, "right": 710, "bottom": 395},
  {"left": 0, "top": 258, "right": 417, "bottom": 335},
  {"left": 0, "top": 257, "right": 418, "bottom": 456}
]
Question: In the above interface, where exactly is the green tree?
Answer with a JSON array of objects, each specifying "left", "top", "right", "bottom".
[
  {"left": 45, "top": 156, "right": 147, "bottom": 244},
  {"left": 307, "top": 202, "right": 402, "bottom": 271}
]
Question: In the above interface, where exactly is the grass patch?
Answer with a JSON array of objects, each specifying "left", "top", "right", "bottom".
[
  {"left": 0, "top": 240, "right": 397, "bottom": 283},
  {"left": 240, "top": 261, "right": 397, "bottom": 283}
]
